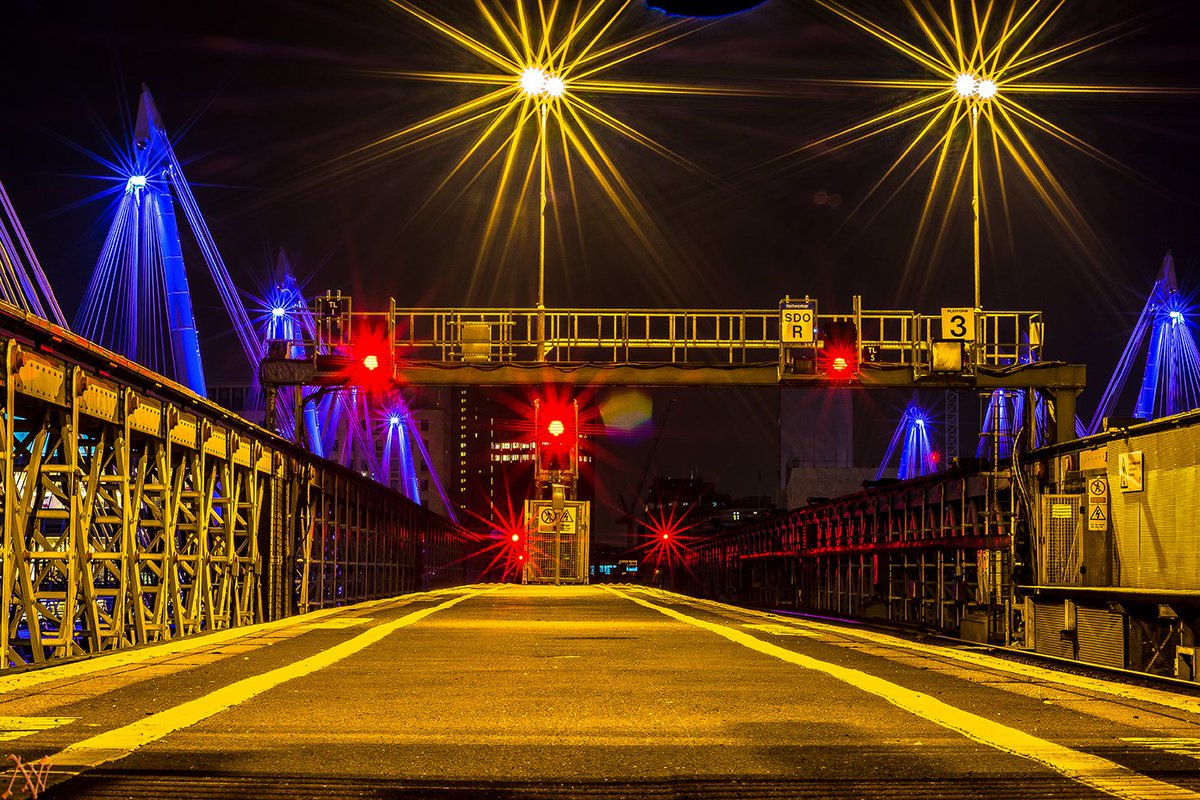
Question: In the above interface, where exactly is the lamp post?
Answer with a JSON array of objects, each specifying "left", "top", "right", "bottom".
[
  {"left": 955, "top": 73, "right": 997, "bottom": 310},
  {"left": 519, "top": 67, "right": 565, "bottom": 361}
]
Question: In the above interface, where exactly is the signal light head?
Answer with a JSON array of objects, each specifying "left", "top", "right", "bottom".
[{"left": 819, "top": 320, "right": 860, "bottom": 381}]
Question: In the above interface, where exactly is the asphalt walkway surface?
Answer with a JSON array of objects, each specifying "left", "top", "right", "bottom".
[{"left": 4, "top": 585, "right": 1200, "bottom": 799}]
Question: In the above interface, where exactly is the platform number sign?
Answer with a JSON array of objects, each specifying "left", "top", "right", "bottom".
[
  {"left": 780, "top": 300, "right": 817, "bottom": 344},
  {"left": 941, "top": 307, "right": 976, "bottom": 341}
]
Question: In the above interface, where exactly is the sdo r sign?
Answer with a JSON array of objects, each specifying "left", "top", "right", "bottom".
[{"left": 780, "top": 299, "right": 817, "bottom": 344}]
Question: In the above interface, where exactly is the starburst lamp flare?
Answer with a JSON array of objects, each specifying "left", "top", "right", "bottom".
[{"left": 520, "top": 67, "right": 547, "bottom": 96}]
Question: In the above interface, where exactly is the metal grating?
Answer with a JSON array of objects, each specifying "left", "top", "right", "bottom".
[
  {"left": 524, "top": 501, "right": 590, "bottom": 585},
  {"left": 1039, "top": 495, "right": 1082, "bottom": 585}
]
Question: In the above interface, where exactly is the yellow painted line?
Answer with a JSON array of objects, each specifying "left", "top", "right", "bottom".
[
  {"left": 644, "top": 588, "right": 1200, "bottom": 717},
  {"left": 744, "top": 623, "right": 821, "bottom": 638},
  {"left": 45, "top": 587, "right": 493, "bottom": 789},
  {"left": 607, "top": 587, "right": 1200, "bottom": 800},
  {"left": 0, "top": 587, "right": 474, "bottom": 696},
  {"left": 0, "top": 716, "right": 75, "bottom": 741},
  {"left": 299, "top": 617, "right": 375, "bottom": 630}
]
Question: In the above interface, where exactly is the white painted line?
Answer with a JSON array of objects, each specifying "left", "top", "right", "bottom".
[
  {"left": 44, "top": 587, "right": 494, "bottom": 791},
  {"left": 608, "top": 587, "right": 1200, "bottom": 800}
]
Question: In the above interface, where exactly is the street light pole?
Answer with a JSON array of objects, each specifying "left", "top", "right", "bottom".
[
  {"left": 956, "top": 73, "right": 995, "bottom": 310},
  {"left": 971, "top": 102, "right": 981, "bottom": 311},
  {"left": 537, "top": 101, "right": 548, "bottom": 362}
]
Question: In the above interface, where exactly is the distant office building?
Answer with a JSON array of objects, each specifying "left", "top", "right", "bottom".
[
  {"left": 779, "top": 387, "right": 885, "bottom": 509},
  {"left": 450, "top": 387, "right": 593, "bottom": 533}
]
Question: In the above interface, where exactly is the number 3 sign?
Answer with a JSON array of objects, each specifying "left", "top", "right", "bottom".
[{"left": 940, "top": 307, "right": 977, "bottom": 341}]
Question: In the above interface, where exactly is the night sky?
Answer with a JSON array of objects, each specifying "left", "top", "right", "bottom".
[{"left": 2, "top": 1, "right": 1199, "bottom": 527}]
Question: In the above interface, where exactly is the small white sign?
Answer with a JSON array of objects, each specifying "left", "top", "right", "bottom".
[
  {"left": 1051, "top": 503, "right": 1075, "bottom": 520},
  {"left": 1087, "top": 477, "right": 1109, "bottom": 503},
  {"left": 780, "top": 300, "right": 817, "bottom": 344},
  {"left": 1088, "top": 502, "right": 1109, "bottom": 532},
  {"left": 1119, "top": 451, "right": 1144, "bottom": 493},
  {"left": 941, "top": 307, "right": 976, "bottom": 341}
]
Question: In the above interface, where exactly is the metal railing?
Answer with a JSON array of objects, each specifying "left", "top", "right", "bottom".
[
  {"left": 310, "top": 292, "right": 1045, "bottom": 372},
  {"left": 0, "top": 301, "right": 475, "bottom": 668}
]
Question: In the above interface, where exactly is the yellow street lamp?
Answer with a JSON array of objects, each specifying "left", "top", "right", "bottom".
[
  {"left": 519, "top": 66, "right": 566, "bottom": 361},
  {"left": 956, "top": 72, "right": 999, "bottom": 310}
]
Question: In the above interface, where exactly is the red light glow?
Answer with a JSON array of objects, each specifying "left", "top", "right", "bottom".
[
  {"left": 819, "top": 343, "right": 859, "bottom": 381},
  {"left": 548, "top": 419, "right": 565, "bottom": 437},
  {"left": 344, "top": 325, "right": 394, "bottom": 392}
]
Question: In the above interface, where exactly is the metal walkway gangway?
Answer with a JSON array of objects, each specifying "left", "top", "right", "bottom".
[
  {"left": 261, "top": 292, "right": 1086, "bottom": 443},
  {"left": 0, "top": 300, "right": 474, "bottom": 669}
]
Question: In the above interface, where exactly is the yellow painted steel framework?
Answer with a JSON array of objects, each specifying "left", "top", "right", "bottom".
[
  {"left": 268, "top": 296, "right": 1082, "bottom": 445},
  {"left": 310, "top": 295, "right": 1046, "bottom": 377},
  {"left": 690, "top": 467, "right": 1019, "bottom": 644},
  {"left": 0, "top": 303, "right": 473, "bottom": 668}
]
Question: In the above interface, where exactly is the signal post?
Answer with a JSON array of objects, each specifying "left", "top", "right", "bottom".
[{"left": 524, "top": 398, "right": 590, "bottom": 585}]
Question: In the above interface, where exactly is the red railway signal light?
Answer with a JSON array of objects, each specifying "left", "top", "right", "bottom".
[
  {"left": 819, "top": 320, "right": 859, "bottom": 381},
  {"left": 534, "top": 398, "right": 578, "bottom": 474}
]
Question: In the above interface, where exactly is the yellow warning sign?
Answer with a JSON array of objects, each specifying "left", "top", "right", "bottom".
[
  {"left": 1088, "top": 502, "right": 1109, "bottom": 532},
  {"left": 535, "top": 505, "right": 576, "bottom": 534}
]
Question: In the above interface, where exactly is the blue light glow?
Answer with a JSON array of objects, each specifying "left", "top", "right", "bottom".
[
  {"left": 126, "top": 175, "right": 147, "bottom": 190},
  {"left": 878, "top": 403, "right": 939, "bottom": 481}
]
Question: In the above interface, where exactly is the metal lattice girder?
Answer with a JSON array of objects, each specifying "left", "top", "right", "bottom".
[
  {"left": 0, "top": 303, "right": 473, "bottom": 668},
  {"left": 692, "top": 467, "right": 1013, "bottom": 638}
]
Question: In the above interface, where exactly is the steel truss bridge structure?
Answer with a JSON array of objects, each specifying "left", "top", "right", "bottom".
[
  {"left": 691, "top": 466, "right": 1018, "bottom": 643},
  {"left": 0, "top": 302, "right": 473, "bottom": 668},
  {"left": 262, "top": 293, "right": 1085, "bottom": 445}
]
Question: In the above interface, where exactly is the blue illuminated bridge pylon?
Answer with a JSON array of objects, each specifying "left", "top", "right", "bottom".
[
  {"left": 0, "top": 177, "right": 68, "bottom": 325},
  {"left": 75, "top": 85, "right": 259, "bottom": 397},
  {"left": 1087, "top": 252, "right": 1200, "bottom": 433},
  {"left": 69, "top": 87, "right": 445, "bottom": 512},
  {"left": 259, "top": 251, "right": 453, "bottom": 518},
  {"left": 877, "top": 402, "right": 940, "bottom": 481}
]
